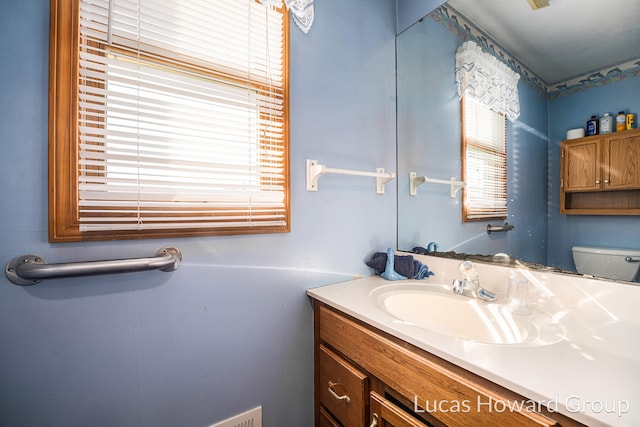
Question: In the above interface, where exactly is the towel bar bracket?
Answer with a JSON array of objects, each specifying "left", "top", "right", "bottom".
[
  {"left": 155, "top": 246, "right": 182, "bottom": 271},
  {"left": 5, "top": 246, "right": 182, "bottom": 286},
  {"left": 5, "top": 255, "right": 47, "bottom": 286}
]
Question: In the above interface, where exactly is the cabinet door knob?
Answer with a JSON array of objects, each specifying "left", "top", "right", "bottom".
[
  {"left": 595, "top": 180, "right": 601, "bottom": 184},
  {"left": 327, "top": 381, "right": 351, "bottom": 403},
  {"left": 604, "top": 179, "right": 610, "bottom": 184}
]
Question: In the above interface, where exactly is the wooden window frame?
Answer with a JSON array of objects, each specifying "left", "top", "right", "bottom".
[{"left": 48, "top": 0, "right": 290, "bottom": 242}]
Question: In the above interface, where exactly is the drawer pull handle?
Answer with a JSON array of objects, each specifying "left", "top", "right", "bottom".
[
  {"left": 370, "top": 413, "right": 379, "bottom": 427},
  {"left": 327, "top": 381, "right": 351, "bottom": 403}
]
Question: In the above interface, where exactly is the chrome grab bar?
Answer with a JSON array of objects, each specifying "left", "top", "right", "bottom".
[
  {"left": 5, "top": 246, "right": 182, "bottom": 286},
  {"left": 625, "top": 256, "right": 640, "bottom": 263}
]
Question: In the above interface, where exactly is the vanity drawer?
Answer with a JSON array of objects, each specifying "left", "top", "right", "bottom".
[
  {"left": 318, "top": 344, "right": 368, "bottom": 427},
  {"left": 369, "top": 391, "right": 429, "bottom": 427},
  {"left": 318, "top": 406, "right": 342, "bottom": 427}
]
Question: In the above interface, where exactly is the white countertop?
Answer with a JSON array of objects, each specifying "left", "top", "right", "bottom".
[{"left": 307, "top": 255, "right": 640, "bottom": 427}]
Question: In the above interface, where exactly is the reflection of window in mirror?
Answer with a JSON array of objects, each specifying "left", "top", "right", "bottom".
[{"left": 461, "top": 96, "right": 507, "bottom": 222}]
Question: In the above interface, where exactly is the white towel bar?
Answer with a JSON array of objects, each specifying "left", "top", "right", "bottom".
[
  {"left": 306, "top": 159, "right": 395, "bottom": 194},
  {"left": 409, "top": 172, "right": 465, "bottom": 198}
]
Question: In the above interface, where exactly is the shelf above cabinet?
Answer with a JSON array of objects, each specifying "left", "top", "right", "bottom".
[{"left": 563, "top": 190, "right": 640, "bottom": 215}]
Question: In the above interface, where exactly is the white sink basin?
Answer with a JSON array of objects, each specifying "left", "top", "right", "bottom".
[{"left": 370, "top": 283, "right": 566, "bottom": 345}]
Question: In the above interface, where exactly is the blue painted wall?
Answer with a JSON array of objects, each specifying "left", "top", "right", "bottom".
[
  {"left": 0, "top": 1, "right": 397, "bottom": 426},
  {"left": 547, "top": 79, "right": 640, "bottom": 271},
  {"left": 397, "top": 16, "right": 549, "bottom": 264},
  {"left": 396, "top": 0, "right": 446, "bottom": 34}
]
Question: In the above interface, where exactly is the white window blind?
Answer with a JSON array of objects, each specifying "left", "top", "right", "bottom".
[
  {"left": 462, "top": 96, "right": 507, "bottom": 221},
  {"left": 76, "top": 0, "right": 288, "bottom": 233}
]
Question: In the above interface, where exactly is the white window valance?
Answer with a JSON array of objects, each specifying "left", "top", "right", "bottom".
[
  {"left": 455, "top": 41, "right": 521, "bottom": 122},
  {"left": 285, "top": 0, "right": 314, "bottom": 33},
  {"left": 266, "top": 0, "right": 313, "bottom": 33}
]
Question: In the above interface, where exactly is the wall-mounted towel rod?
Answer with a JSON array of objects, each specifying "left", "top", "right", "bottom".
[
  {"left": 5, "top": 246, "right": 182, "bottom": 286},
  {"left": 409, "top": 172, "right": 465, "bottom": 198},
  {"left": 486, "top": 223, "right": 515, "bottom": 234},
  {"left": 306, "top": 159, "right": 395, "bottom": 195}
]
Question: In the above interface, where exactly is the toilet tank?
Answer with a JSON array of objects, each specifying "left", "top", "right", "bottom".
[{"left": 572, "top": 246, "right": 640, "bottom": 281}]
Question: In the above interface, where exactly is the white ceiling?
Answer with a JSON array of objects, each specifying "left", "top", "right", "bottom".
[{"left": 445, "top": 0, "right": 640, "bottom": 85}]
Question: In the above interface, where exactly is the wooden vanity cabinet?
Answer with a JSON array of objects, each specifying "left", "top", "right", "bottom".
[
  {"left": 560, "top": 128, "right": 640, "bottom": 214},
  {"left": 313, "top": 300, "right": 583, "bottom": 427}
]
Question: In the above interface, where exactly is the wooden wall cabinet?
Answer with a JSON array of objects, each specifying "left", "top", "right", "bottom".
[
  {"left": 313, "top": 301, "right": 582, "bottom": 427},
  {"left": 560, "top": 128, "right": 640, "bottom": 214}
]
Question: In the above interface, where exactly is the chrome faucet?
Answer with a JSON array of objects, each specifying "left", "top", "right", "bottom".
[{"left": 452, "top": 261, "right": 497, "bottom": 302}]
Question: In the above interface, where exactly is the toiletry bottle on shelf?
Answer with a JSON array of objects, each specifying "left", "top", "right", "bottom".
[
  {"left": 600, "top": 113, "right": 613, "bottom": 134},
  {"left": 626, "top": 113, "right": 635, "bottom": 130},
  {"left": 616, "top": 111, "right": 626, "bottom": 132},
  {"left": 587, "top": 115, "right": 599, "bottom": 135}
]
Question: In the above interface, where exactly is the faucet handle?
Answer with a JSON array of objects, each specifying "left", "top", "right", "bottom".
[
  {"left": 452, "top": 279, "right": 466, "bottom": 295},
  {"left": 459, "top": 261, "right": 479, "bottom": 290},
  {"left": 459, "top": 260, "right": 476, "bottom": 277}
]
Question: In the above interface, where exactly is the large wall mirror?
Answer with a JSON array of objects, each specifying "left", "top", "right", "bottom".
[{"left": 396, "top": 0, "right": 640, "bottom": 279}]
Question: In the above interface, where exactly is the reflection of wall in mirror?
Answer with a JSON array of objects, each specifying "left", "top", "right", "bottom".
[
  {"left": 396, "top": 5, "right": 640, "bottom": 273},
  {"left": 397, "top": 9, "right": 549, "bottom": 266}
]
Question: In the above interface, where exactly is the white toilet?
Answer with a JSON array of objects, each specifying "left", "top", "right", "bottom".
[{"left": 572, "top": 246, "right": 640, "bottom": 282}]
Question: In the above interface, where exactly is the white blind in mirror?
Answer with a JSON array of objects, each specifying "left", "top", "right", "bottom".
[{"left": 462, "top": 96, "right": 507, "bottom": 221}]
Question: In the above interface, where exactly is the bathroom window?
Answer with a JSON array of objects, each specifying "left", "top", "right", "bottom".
[
  {"left": 461, "top": 96, "right": 507, "bottom": 221},
  {"left": 48, "top": 0, "right": 289, "bottom": 242}
]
